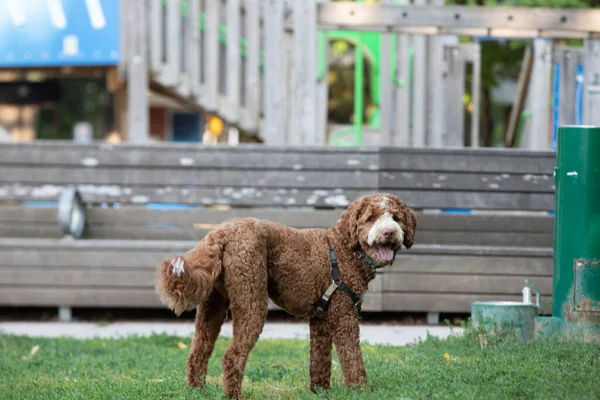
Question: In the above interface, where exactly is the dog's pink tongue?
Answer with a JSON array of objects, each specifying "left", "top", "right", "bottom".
[{"left": 378, "top": 247, "right": 394, "bottom": 261}]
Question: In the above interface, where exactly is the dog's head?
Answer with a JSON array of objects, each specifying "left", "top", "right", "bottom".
[{"left": 336, "top": 194, "right": 417, "bottom": 267}]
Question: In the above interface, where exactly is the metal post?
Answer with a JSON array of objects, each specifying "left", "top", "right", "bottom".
[{"left": 550, "top": 126, "right": 600, "bottom": 342}]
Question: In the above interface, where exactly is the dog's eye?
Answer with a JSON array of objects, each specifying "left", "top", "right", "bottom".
[
  {"left": 392, "top": 215, "right": 400, "bottom": 222},
  {"left": 367, "top": 216, "right": 376, "bottom": 222}
]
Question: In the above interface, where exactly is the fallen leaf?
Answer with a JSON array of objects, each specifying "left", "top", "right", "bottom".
[
  {"left": 177, "top": 341, "right": 188, "bottom": 350},
  {"left": 22, "top": 345, "right": 40, "bottom": 360}
]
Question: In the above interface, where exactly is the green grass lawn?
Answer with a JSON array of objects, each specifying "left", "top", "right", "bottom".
[{"left": 1, "top": 325, "right": 599, "bottom": 400}]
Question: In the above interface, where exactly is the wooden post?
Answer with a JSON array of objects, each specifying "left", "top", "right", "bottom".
[
  {"left": 223, "top": 0, "right": 241, "bottom": 123},
  {"left": 443, "top": 45, "right": 465, "bottom": 147},
  {"left": 315, "top": 0, "right": 330, "bottom": 145},
  {"left": 240, "top": 0, "right": 260, "bottom": 133},
  {"left": 157, "top": 0, "right": 180, "bottom": 88},
  {"left": 394, "top": 18, "right": 411, "bottom": 147},
  {"left": 379, "top": 0, "right": 395, "bottom": 147},
  {"left": 411, "top": 1, "right": 427, "bottom": 147},
  {"left": 189, "top": 0, "right": 202, "bottom": 100},
  {"left": 583, "top": 39, "right": 600, "bottom": 126},
  {"left": 470, "top": 41, "right": 481, "bottom": 148},
  {"left": 291, "top": 0, "right": 318, "bottom": 145},
  {"left": 126, "top": 0, "right": 149, "bottom": 143},
  {"left": 524, "top": 39, "right": 552, "bottom": 149},
  {"left": 262, "top": 0, "right": 285, "bottom": 145},
  {"left": 557, "top": 48, "right": 582, "bottom": 127},
  {"left": 203, "top": 0, "right": 220, "bottom": 111}
]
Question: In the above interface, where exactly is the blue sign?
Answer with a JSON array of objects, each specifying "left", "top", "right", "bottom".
[{"left": 0, "top": 0, "right": 120, "bottom": 68}]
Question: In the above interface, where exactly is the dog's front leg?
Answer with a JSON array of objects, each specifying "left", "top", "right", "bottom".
[
  {"left": 309, "top": 317, "right": 332, "bottom": 392},
  {"left": 328, "top": 300, "right": 368, "bottom": 388}
]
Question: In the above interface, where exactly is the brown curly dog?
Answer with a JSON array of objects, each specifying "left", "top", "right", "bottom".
[{"left": 155, "top": 193, "right": 417, "bottom": 399}]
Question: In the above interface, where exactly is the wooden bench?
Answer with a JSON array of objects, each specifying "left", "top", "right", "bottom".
[{"left": 0, "top": 141, "right": 555, "bottom": 317}]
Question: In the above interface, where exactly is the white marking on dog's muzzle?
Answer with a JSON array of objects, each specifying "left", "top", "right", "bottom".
[
  {"left": 367, "top": 212, "right": 404, "bottom": 246},
  {"left": 171, "top": 257, "right": 185, "bottom": 276}
]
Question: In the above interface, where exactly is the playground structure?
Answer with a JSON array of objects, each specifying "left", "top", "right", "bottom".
[
  {"left": 2, "top": 1, "right": 599, "bottom": 147},
  {"left": 125, "top": 1, "right": 600, "bottom": 148}
]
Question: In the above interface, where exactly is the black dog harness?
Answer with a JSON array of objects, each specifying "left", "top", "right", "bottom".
[{"left": 314, "top": 247, "right": 364, "bottom": 317}]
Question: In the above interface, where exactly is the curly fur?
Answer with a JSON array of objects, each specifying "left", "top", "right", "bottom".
[{"left": 155, "top": 194, "right": 417, "bottom": 399}]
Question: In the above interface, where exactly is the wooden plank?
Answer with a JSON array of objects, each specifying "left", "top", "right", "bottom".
[
  {"left": 583, "top": 39, "right": 600, "bottom": 126},
  {"left": 379, "top": 0, "right": 395, "bottom": 146},
  {"left": 0, "top": 268, "right": 155, "bottom": 288},
  {"left": 0, "top": 285, "right": 382, "bottom": 311},
  {"left": 202, "top": 0, "right": 220, "bottom": 110},
  {"left": 315, "top": 0, "right": 329, "bottom": 145},
  {"left": 444, "top": 45, "right": 465, "bottom": 147},
  {"left": 382, "top": 293, "right": 552, "bottom": 313},
  {"left": 3, "top": 167, "right": 379, "bottom": 189},
  {"left": 157, "top": 0, "right": 180, "bottom": 87},
  {"left": 390, "top": 189, "right": 554, "bottom": 211},
  {"left": 262, "top": 0, "right": 285, "bottom": 145},
  {"left": 557, "top": 48, "right": 581, "bottom": 126},
  {"left": 0, "top": 237, "right": 197, "bottom": 251},
  {"left": 0, "top": 225, "right": 62, "bottom": 238},
  {"left": 470, "top": 41, "right": 481, "bottom": 148},
  {"left": 524, "top": 39, "right": 552, "bottom": 150},
  {"left": 177, "top": 0, "right": 195, "bottom": 97},
  {"left": 317, "top": 3, "right": 600, "bottom": 35},
  {"left": 291, "top": 0, "right": 318, "bottom": 145},
  {"left": 0, "top": 207, "right": 58, "bottom": 223},
  {"left": 127, "top": 0, "right": 149, "bottom": 143},
  {"left": 239, "top": 0, "right": 260, "bottom": 132},
  {"left": 394, "top": 30, "right": 411, "bottom": 146},
  {"left": 0, "top": 143, "right": 378, "bottom": 170},
  {"left": 189, "top": 0, "right": 202, "bottom": 99},
  {"left": 380, "top": 147, "right": 555, "bottom": 174},
  {"left": 118, "top": 0, "right": 129, "bottom": 80},
  {"left": 148, "top": 0, "right": 162, "bottom": 74},
  {"left": 0, "top": 248, "right": 184, "bottom": 269},
  {"left": 416, "top": 213, "right": 553, "bottom": 233},
  {"left": 380, "top": 170, "right": 554, "bottom": 193},
  {"left": 427, "top": 18, "right": 455, "bottom": 147},
  {"left": 411, "top": 33, "right": 427, "bottom": 146},
  {"left": 222, "top": 0, "right": 241, "bottom": 123},
  {"left": 407, "top": 244, "right": 552, "bottom": 257},
  {"left": 0, "top": 185, "right": 374, "bottom": 208},
  {"left": 0, "top": 286, "right": 163, "bottom": 308},
  {"left": 389, "top": 254, "right": 552, "bottom": 276},
  {"left": 382, "top": 273, "right": 552, "bottom": 295},
  {"left": 83, "top": 208, "right": 552, "bottom": 232},
  {"left": 416, "top": 231, "right": 552, "bottom": 247},
  {"left": 86, "top": 207, "right": 341, "bottom": 227}
]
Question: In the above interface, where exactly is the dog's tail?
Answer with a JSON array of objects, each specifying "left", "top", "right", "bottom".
[{"left": 155, "top": 231, "right": 225, "bottom": 316}]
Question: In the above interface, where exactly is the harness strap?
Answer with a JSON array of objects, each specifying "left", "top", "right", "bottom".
[{"left": 315, "top": 246, "right": 363, "bottom": 317}]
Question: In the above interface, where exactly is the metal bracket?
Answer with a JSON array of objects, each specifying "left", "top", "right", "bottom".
[{"left": 58, "top": 187, "right": 86, "bottom": 239}]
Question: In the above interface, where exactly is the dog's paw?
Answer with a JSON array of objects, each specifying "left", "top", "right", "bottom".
[{"left": 170, "top": 256, "right": 185, "bottom": 277}]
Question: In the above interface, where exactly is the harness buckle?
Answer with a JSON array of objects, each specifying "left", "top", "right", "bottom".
[{"left": 354, "top": 299, "right": 363, "bottom": 309}]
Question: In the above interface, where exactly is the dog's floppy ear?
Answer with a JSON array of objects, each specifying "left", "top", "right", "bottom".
[
  {"left": 336, "top": 197, "right": 363, "bottom": 248},
  {"left": 401, "top": 207, "right": 418, "bottom": 249}
]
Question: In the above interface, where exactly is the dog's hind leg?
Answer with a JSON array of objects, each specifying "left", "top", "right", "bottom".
[
  {"left": 187, "top": 290, "right": 229, "bottom": 388},
  {"left": 309, "top": 317, "right": 333, "bottom": 392},
  {"left": 221, "top": 246, "right": 269, "bottom": 399}
]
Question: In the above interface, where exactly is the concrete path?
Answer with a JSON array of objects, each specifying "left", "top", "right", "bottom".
[{"left": 0, "top": 321, "right": 463, "bottom": 346}]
